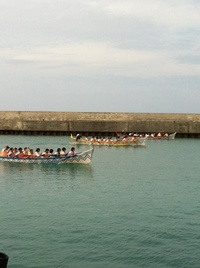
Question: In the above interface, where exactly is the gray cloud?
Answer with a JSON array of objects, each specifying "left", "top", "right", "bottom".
[{"left": 0, "top": 0, "right": 200, "bottom": 113}]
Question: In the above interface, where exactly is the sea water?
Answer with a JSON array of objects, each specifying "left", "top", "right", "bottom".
[{"left": 0, "top": 136, "right": 200, "bottom": 268}]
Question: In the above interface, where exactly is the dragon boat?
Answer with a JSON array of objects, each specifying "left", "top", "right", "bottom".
[
  {"left": 0, "top": 148, "right": 94, "bottom": 165},
  {"left": 70, "top": 134, "right": 146, "bottom": 147},
  {"left": 146, "top": 132, "right": 176, "bottom": 140}
]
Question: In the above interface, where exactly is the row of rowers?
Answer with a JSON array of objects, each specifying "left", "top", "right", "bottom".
[
  {"left": 75, "top": 132, "right": 170, "bottom": 142},
  {"left": 0, "top": 146, "right": 76, "bottom": 158},
  {"left": 76, "top": 136, "right": 139, "bottom": 143}
]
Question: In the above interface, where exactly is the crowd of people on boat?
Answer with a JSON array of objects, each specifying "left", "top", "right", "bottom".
[
  {"left": 0, "top": 145, "right": 77, "bottom": 158},
  {"left": 74, "top": 132, "right": 170, "bottom": 144},
  {"left": 80, "top": 136, "right": 140, "bottom": 144},
  {"left": 75, "top": 133, "right": 141, "bottom": 144},
  {"left": 115, "top": 132, "right": 169, "bottom": 138}
]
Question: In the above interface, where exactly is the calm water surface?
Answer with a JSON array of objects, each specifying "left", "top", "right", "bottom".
[{"left": 0, "top": 136, "right": 200, "bottom": 268}]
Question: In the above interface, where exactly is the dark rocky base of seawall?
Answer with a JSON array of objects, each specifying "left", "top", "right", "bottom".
[{"left": 0, "top": 130, "right": 200, "bottom": 139}]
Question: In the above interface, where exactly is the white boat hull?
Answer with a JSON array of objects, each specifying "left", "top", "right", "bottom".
[{"left": 0, "top": 148, "right": 94, "bottom": 165}]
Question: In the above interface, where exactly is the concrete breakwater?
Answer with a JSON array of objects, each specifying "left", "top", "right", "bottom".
[{"left": 0, "top": 111, "right": 200, "bottom": 137}]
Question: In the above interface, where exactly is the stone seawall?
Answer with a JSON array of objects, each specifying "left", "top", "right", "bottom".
[{"left": 0, "top": 111, "right": 200, "bottom": 137}]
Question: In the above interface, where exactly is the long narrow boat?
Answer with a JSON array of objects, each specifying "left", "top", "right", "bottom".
[
  {"left": 70, "top": 134, "right": 146, "bottom": 147},
  {"left": 0, "top": 148, "right": 94, "bottom": 164},
  {"left": 146, "top": 132, "right": 176, "bottom": 140}
]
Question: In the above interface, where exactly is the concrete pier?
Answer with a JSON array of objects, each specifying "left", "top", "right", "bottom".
[{"left": 0, "top": 111, "right": 200, "bottom": 137}]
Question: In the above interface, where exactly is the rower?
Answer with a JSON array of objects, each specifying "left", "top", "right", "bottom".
[
  {"left": 83, "top": 136, "right": 89, "bottom": 142},
  {"left": 29, "top": 149, "right": 35, "bottom": 158},
  {"left": 114, "top": 136, "right": 120, "bottom": 143},
  {"left": 60, "top": 147, "right": 67, "bottom": 156},
  {"left": 41, "top": 148, "right": 50, "bottom": 158},
  {"left": 34, "top": 148, "right": 41, "bottom": 157},
  {"left": 23, "top": 147, "right": 30, "bottom": 157},
  {"left": 7, "top": 148, "right": 14, "bottom": 157},
  {"left": 54, "top": 148, "right": 61, "bottom": 157},
  {"left": 68, "top": 147, "right": 76, "bottom": 156},
  {"left": 76, "top": 134, "right": 82, "bottom": 142},
  {"left": 0, "top": 145, "right": 10, "bottom": 156},
  {"left": 16, "top": 148, "right": 24, "bottom": 158}
]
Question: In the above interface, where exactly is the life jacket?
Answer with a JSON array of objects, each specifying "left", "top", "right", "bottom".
[
  {"left": 0, "top": 149, "right": 7, "bottom": 157},
  {"left": 18, "top": 152, "right": 25, "bottom": 158}
]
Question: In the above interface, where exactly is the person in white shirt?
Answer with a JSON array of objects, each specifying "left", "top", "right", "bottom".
[
  {"left": 34, "top": 148, "right": 41, "bottom": 157},
  {"left": 68, "top": 147, "right": 76, "bottom": 156}
]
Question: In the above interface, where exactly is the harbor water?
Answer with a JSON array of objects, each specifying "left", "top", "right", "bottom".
[{"left": 0, "top": 136, "right": 200, "bottom": 268}]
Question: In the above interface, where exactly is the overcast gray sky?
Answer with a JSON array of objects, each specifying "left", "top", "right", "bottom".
[{"left": 1, "top": 0, "right": 200, "bottom": 113}]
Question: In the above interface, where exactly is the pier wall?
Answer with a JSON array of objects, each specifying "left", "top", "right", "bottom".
[{"left": 0, "top": 111, "right": 200, "bottom": 137}]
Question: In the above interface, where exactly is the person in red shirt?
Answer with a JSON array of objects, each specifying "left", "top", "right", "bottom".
[{"left": 17, "top": 148, "right": 24, "bottom": 158}]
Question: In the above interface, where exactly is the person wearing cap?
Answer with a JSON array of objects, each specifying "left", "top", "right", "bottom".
[{"left": 0, "top": 145, "right": 10, "bottom": 156}]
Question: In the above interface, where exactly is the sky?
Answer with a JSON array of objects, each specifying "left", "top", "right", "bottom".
[{"left": 1, "top": 0, "right": 200, "bottom": 113}]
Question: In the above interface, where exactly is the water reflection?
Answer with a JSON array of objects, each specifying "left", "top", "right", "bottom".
[
  {"left": 40, "top": 163, "right": 94, "bottom": 180},
  {"left": 0, "top": 162, "right": 34, "bottom": 174},
  {"left": 0, "top": 162, "right": 94, "bottom": 180}
]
